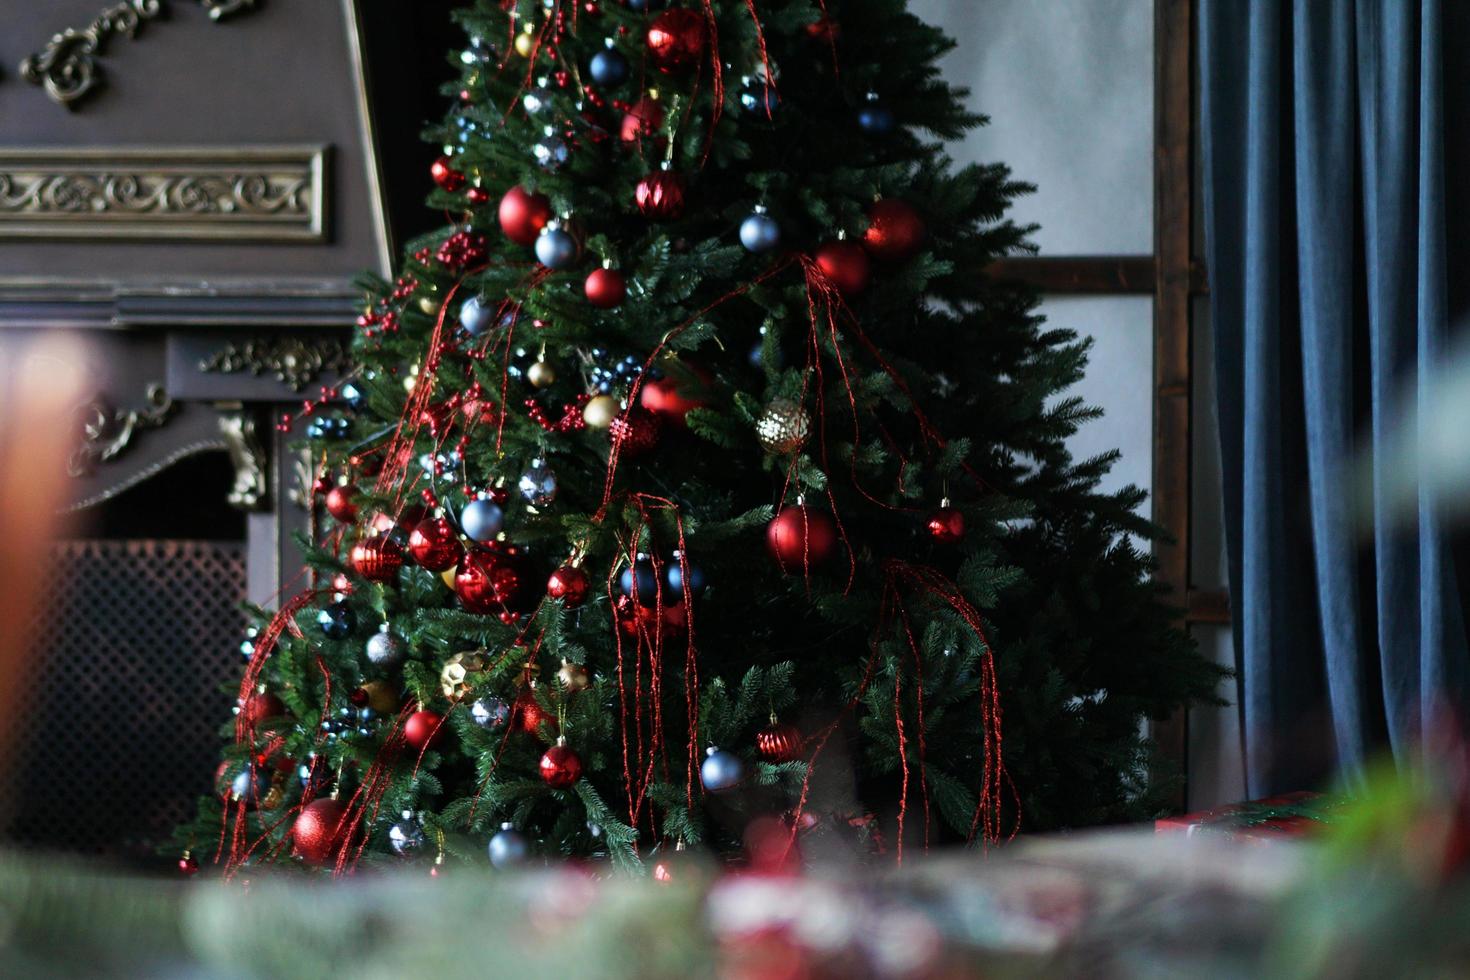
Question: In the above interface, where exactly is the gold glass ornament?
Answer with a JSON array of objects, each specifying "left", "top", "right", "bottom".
[
  {"left": 557, "top": 659, "right": 590, "bottom": 692},
  {"left": 440, "top": 566, "right": 458, "bottom": 590},
  {"left": 755, "top": 398, "right": 811, "bottom": 454},
  {"left": 527, "top": 359, "right": 557, "bottom": 388},
  {"left": 514, "top": 29, "right": 535, "bottom": 57},
  {"left": 359, "top": 679, "right": 400, "bottom": 714},
  {"left": 418, "top": 295, "right": 441, "bottom": 316},
  {"left": 440, "top": 649, "right": 488, "bottom": 699},
  {"left": 583, "top": 394, "right": 620, "bottom": 429}
]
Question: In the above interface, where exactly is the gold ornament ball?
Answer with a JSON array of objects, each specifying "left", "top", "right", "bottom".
[
  {"left": 527, "top": 360, "right": 557, "bottom": 388},
  {"left": 418, "top": 295, "right": 441, "bottom": 316},
  {"left": 557, "top": 660, "right": 590, "bottom": 692},
  {"left": 583, "top": 394, "right": 620, "bottom": 429},
  {"left": 440, "top": 649, "right": 488, "bottom": 699},
  {"left": 360, "top": 679, "right": 400, "bottom": 714},
  {"left": 262, "top": 783, "right": 285, "bottom": 811},
  {"left": 756, "top": 399, "right": 811, "bottom": 454},
  {"left": 514, "top": 31, "right": 535, "bottom": 57},
  {"left": 440, "top": 566, "right": 458, "bottom": 590}
]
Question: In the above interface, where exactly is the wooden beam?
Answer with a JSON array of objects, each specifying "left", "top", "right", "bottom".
[
  {"left": 985, "top": 256, "right": 1156, "bottom": 294},
  {"left": 1186, "top": 589, "right": 1231, "bottom": 625}
]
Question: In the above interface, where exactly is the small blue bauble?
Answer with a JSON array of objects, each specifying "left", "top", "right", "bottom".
[
  {"left": 460, "top": 36, "right": 495, "bottom": 66},
  {"left": 666, "top": 562, "right": 705, "bottom": 598},
  {"left": 739, "top": 211, "right": 781, "bottom": 253},
  {"left": 389, "top": 812, "right": 425, "bottom": 856},
  {"left": 365, "top": 628, "right": 406, "bottom": 667},
  {"left": 589, "top": 48, "right": 629, "bottom": 86},
  {"left": 858, "top": 104, "right": 895, "bottom": 134},
  {"left": 231, "top": 767, "right": 265, "bottom": 800},
  {"left": 534, "top": 228, "right": 577, "bottom": 269},
  {"left": 240, "top": 626, "right": 260, "bottom": 660},
  {"left": 460, "top": 295, "right": 495, "bottom": 335},
  {"left": 340, "top": 382, "right": 366, "bottom": 412},
  {"left": 700, "top": 746, "right": 746, "bottom": 793},
  {"left": 471, "top": 696, "right": 510, "bottom": 728},
  {"left": 519, "top": 459, "right": 558, "bottom": 506},
  {"left": 619, "top": 558, "right": 659, "bottom": 606},
  {"left": 488, "top": 822, "right": 530, "bottom": 868},
  {"left": 460, "top": 498, "right": 505, "bottom": 542},
  {"left": 317, "top": 602, "right": 355, "bottom": 639},
  {"left": 533, "top": 136, "right": 570, "bottom": 171},
  {"left": 739, "top": 83, "right": 780, "bottom": 116},
  {"left": 306, "top": 415, "right": 350, "bottom": 440},
  {"left": 522, "top": 85, "right": 554, "bottom": 115}
]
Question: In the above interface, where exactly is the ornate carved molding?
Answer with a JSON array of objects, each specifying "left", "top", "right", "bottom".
[
  {"left": 198, "top": 335, "right": 351, "bottom": 392},
  {"left": 0, "top": 147, "right": 327, "bottom": 242},
  {"left": 69, "top": 383, "right": 177, "bottom": 477},
  {"left": 217, "top": 406, "right": 269, "bottom": 511},
  {"left": 21, "top": 1, "right": 257, "bottom": 109}
]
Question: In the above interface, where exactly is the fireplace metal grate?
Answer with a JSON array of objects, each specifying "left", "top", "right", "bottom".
[{"left": 2, "top": 539, "right": 245, "bottom": 860}]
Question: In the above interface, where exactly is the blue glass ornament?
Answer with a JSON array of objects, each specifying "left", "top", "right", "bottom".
[
  {"left": 460, "top": 498, "right": 505, "bottom": 542},
  {"left": 589, "top": 48, "right": 629, "bottom": 86},
  {"left": 231, "top": 767, "right": 265, "bottom": 800},
  {"left": 471, "top": 696, "right": 511, "bottom": 728},
  {"left": 317, "top": 602, "right": 355, "bottom": 639},
  {"left": 619, "top": 557, "right": 659, "bottom": 606},
  {"left": 365, "top": 627, "right": 405, "bottom": 667},
  {"left": 665, "top": 560, "right": 705, "bottom": 598},
  {"left": 858, "top": 94, "right": 895, "bottom": 134},
  {"left": 534, "top": 228, "right": 577, "bottom": 269},
  {"left": 518, "top": 459, "right": 558, "bottom": 506},
  {"left": 240, "top": 626, "right": 260, "bottom": 660},
  {"left": 340, "top": 382, "right": 366, "bottom": 412},
  {"left": 739, "top": 209, "right": 781, "bottom": 253},
  {"left": 306, "top": 415, "right": 350, "bottom": 440},
  {"left": 533, "top": 136, "right": 570, "bottom": 171},
  {"left": 389, "top": 811, "right": 426, "bottom": 856},
  {"left": 460, "top": 295, "right": 495, "bottom": 335},
  {"left": 700, "top": 746, "right": 746, "bottom": 793},
  {"left": 488, "top": 823, "right": 530, "bottom": 868},
  {"left": 739, "top": 82, "right": 780, "bottom": 116}
]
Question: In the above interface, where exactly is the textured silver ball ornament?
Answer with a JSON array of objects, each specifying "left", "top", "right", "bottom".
[
  {"left": 488, "top": 822, "right": 530, "bottom": 868},
  {"left": 389, "top": 811, "right": 425, "bottom": 856},
  {"left": 365, "top": 626, "right": 407, "bottom": 668}
]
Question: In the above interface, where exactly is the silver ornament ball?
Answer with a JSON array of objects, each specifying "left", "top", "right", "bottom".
[
  {"left": 488, "top": 822, "right": 530, "bottom": 868},
  {"left": 460, "top": 498, "right": 505, "bottom": 542},
  {"left": 460, "top": 295, "right": 496, "bottom": 335},
  {"left": 365, "top": 628, "right": 407, "bottom": 667},
  {"left": 534, "top": 228, "right": 578, "bottom": 269},
  {"left": 518, "top": 459, "right": 558, "bottom": 507},
  {"left": 700, "top": 746, "right": 746, "bottom": 793},
  {"left": 739, "top": 211, "right": 781, "bottom": 253},
  {"left": 389, "top": 812, "right": 425, "bottom": 856},
  {"left": 470, "top": 695, "right": 510, "bottom": 728}
]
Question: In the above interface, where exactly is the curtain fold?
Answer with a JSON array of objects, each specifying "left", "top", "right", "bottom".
[{"left": 1201, "top": 0, "right": 1469, "bottom": 796}]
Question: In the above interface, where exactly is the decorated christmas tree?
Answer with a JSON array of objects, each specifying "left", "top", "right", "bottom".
[{"left": 176, "top": 0, "right": 1223, "bottom": 874}]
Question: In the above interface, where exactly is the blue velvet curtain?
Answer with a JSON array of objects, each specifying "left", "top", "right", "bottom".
[{"left": 1200, "top": 0, "right": 1470, "bottom": 796}]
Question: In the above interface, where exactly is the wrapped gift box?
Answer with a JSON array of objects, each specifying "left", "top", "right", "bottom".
[{"left": 1156, "top": 791, "right": 1334, "bottom": 841}]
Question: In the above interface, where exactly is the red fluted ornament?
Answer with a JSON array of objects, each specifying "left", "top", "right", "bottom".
[
  {"left": 766, "top": 505, "right": 838, "bottom": 572},
  {"left": 405, "top": 709, "right": 446, "bottom": 751},
  {"left": 635, "top": 171, "right": 687, "bottom": 220},
  {"left": 584, "top": 267, "right": 627, "bottom": 308},
  {"left": 925, "top": 504, "right": 965, "bottom": 543},
  {"left": 498, "top": 186, "right": 553, "bottom": 246},
  {"left": 430, "top": 155, "right": 465, "bottom": 192},
  {"left": 620, "top": 96, "right": 665, "bottom": 143},
  {"left": 547, "top": 564, "right": 590, "bottom": 607},
  {"left": 539, "top": 739, "right": 583, "bottom": 789},
  {"left": 351, "top": 536, "right": 404, "bottom": 582},
  {"left": 862, "top": 199, "right": 926, "bottom": 263},
  {"left": 241, "top": 691, "right": 285, "bottom": 726},
  {"left": 757, "top": 721, "right": 804, "bottom": 762},
  {"left": 646, "top": 9, "right": 706, "bottom": 73},
  {"left": 408, "top": 517, "right": 464, "bottom": 572},
  {"left": 609, "top": 406, "right": 662, "bottom": 456},
  {"left": 455, "top": 546, "right": 530, "bottom": 613},
  {"left": 638, "top": 364, "right": 710, "bottom": 426},
  {"left": 325, "top": 484, "right": 358, "bottom": 523},
  {"left": 292, "top": 797, "right": 351, "bottom": 864},
  {"left": 814, "top": 240, "right": 871, "bottom": 296}
]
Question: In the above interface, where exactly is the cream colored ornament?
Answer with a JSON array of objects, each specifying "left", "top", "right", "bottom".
[
  {"left": 440, "top": 649, "right": 488, "bottom": 699},
  {"left": 557, "top": 659, "right": 590, "bottom": 692},
  {"left": 755, "top": 398, "right": 811, "bottom": 454},
  {"left": 418, "top": 295, "right": 440, "bottom": 316},
  {"left": 514, "top": 27, "right": 535, "bottom": 57},
  {"left": 583, "top": 394, "right": 620, "bottom": 429}
]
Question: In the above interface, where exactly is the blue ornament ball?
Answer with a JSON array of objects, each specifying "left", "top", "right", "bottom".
[
  {"left": 231, "top": 767, "right": 265, "bottom": 800},
  {"left": 460, "top": 498, "right": 505, "bottom": 542},
  {"left": 460, "top": 295, "right": 496, "bottom": 335},
  {"left": 739, "top": 82, "right": 780, "bottom": 116},
  {"left": 317, "top": 602, "right": 355, "bottom": 639},
  {"left": 619, "top": 558, "right": 659, "bottom": 606},
  {"left": 519, "top": 459, "right": 558, "bottom": 506},
  {"left": 589, "top": 48, "right": 629, "bottom": 86},
  {"left": 665, "top": 561, "right": 705, "bottom": 598},
  {"left": 488, "top": 822, "right": 530, "bottom": 868},
  {"left": 340, "top": 382, "right": 366, "bottom": 412},
  {"left": 858, "top": 103, "right": 895, "bottom": 134},
  {"left": 306, "top": 415, "right": 350, "bottom": 440},
  {"left": 471, "top": 696, "right": 511, "bottom": 728},
  {"left": 533, "top": 136, "right": 570, "bottom": 171},
  {"left": 739, "top": 211, "right": 781, "bottom": 253},
  {"left": 534, "top": 228, "right": 577, "bottom": 269},
  {"left": 700, "top": 746, "right": 746, "bottom": 793}
]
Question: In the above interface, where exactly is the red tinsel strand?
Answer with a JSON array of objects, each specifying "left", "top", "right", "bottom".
[
  {"left": 699, "top": 0, "right": 724, "bottom": 162},
  {"left": 895, "top": 597, "right": 933, "bottom": 852},
  {"left": 814, "top": 0, "right": 840, "bottom": 76},
  {"left": 744, "top": 0, "right": 777, "bottom": 118},
  {"left": 893, "top": 636, "right": 909, "bottom": 864}
]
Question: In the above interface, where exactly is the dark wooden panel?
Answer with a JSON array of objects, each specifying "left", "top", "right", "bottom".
[
  {"left": 985, "top": 256, "right": 1156, "bottom": 293},
  {"left": 1186, "top": 589, "right": 1231, "bottom": 625}
]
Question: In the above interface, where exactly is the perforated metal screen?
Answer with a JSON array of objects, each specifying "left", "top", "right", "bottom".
[{"left": 2, "top": 540, "right": 245, "bottom": 859}]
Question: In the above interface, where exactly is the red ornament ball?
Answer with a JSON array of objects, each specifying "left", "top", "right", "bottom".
[
  {"left": 455, "top": 546, "right": 530, "bottom": 613},
  {"left": 498, "top": 186, "right": 553, "bottom": 246},
  {"left": 584, "top": 267, "right": 627, "bottom": 308},
  {"left": 609, "top": 406, "right": 662, "bottom": 457},
  {"left": 539, "top": 742, "right": 584, "bottom": 789},
  {"left": 351, "top": 536, "right": 404, "bottom": 583},
  {"left": 405, "top": 709, "right": 447, "bottom": 751},
  {"left": 862, "top": 199, "right": 926, "bottom": 263},
  {"left": 241, "top": 691, "right": 285, "bottom": 726},
  {"left": 646, "top": 9, "right": 706, "bottom": 73},
  {"left": 638, "top": 366, "right": 710, "bottom": 426},
  {"left": 925, "top": 506, "right": 965, "bottom": 544},
  {"left": 620, "top": 96, "right": 665, "bottom": 143},
  {"left": 408, "top": 517, "right": 464, "bottom": 572},
  {"left": 325, "top": 484, "right": 358, "bottom": 523},
  {"left": 766, "top": 505, "right": 838, "bottom": 572},
  {"left": 178, "top": 854, "right": 200, "bottom": 876},
  {"left": 515, "top": 689, "right": 555, "bottom": 736},
  {"left": 547, "top": 564, "right": 590, "bottom": 607},
  {"left": 635, "top": 171, "right": 687, "bottom": 221},
  {"left": 430, "top": 155, "right": 465, "bottom": 192},
  {"left": 757, "top": 721, "right": 804, "bottom": 762},
  {"left": 466, "top": 186, "right": 490, "bottom": 206},
  {"left": 814, "top": 240, "right": 871, "bottom": 296},
  {"left": 292, "top": 797, "right": 351, "bottom": 864}
]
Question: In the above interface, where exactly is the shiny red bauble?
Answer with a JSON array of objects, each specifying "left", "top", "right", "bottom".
[
  {"left": 766, "top": 505, "right": 838, "bottom": 572},
  {"left": 466, "top": 186, "right": 490, "bottom": 206},
  {"left": 178, "top": 855, "right": 199, "bottom": 876},
  {"left": 638, "top": 367, "right": 710, "bottom": 426},
  {"left": 324, "top": 484, "right": 358, "bottom": 523},
  {"left": 455, "top": 546, "right": 530, "bottom": 614},
  {"left": 430, "top": 155, "right": 465, "bottom": 192},
  {"left": 609, "top": 406, "right": 662, "bottom": 457},
  {"left": 539, "top": 742, "right": 584, "bottom": 789},
  {"left": 635, "top": 171, "right": 687, "bottom": 220},
  {"left": 646, "top": 9, "right": 706, "bottom": 73},
  {"left": 498, "top": 186, "right": 553, "bottom": 246},
  {"left": 408, "top": 517, "right": 464, "bottom": 572},
  {"left": 241, "top": 691, "right": 285, "bottom": 726},
  {"left": 547, "top": 564, "right": 590, "bottom": 607},
  {"left": 351, "top": 536, "right": 404, "bottom": 582},
  {"left": 756, "top": 721, "right": 805, "bottom": 762},
  {"left": 814, "top": 240, "right": 871, "bottom": 296},
  {"left": 292, "top": 797, "right": 351, "bottom": 864},
  {"left": 584, "top": 267, "right": 627, "bottom": 308},
  {"left": 925, "top": 506, "right": 966, "bottom": 543},
  {"left": 404, "top": 709, "right": 446, "bottom": 751},
  {"left": 515, "top": 689, "right": 555, "bottom": 735},
  {"left": 862, "top": 199, "right": 926, "bottom": 263},
  {"left": 620, "top": 96, "right": 665, "bottom": 143}
]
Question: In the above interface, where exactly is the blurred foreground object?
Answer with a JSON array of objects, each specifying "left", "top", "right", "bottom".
[{"left": 1156, "top": 790, "right": 1341, "bottom": 842}]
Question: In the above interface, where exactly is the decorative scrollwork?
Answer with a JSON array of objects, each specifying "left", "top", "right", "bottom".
[
  {"left": 217, "top": 407, "right": 269, "bottom": 511},
  {"left": 69, "top": 384, "right": 178, "bottom": 477},
  {"left": 200, "top": 0, "right": 257, "bottom": 21},
  {"left": 199, "top": 336, "right": 352, "bottom": 393}
]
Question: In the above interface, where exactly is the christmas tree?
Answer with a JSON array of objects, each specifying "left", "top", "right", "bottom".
[{"left": 177, "top": 0, "right": 1223, "bottom": 874}]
